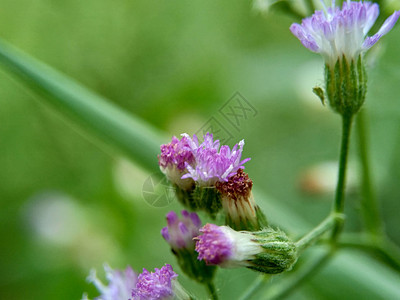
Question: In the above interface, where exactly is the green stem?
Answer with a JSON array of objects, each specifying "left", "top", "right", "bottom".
[
  {"left": 0, "top": 38, "right": 164, "bottom": 172},
  {"left": 331, "top": 114, "right": 353, "bottom": 241},
  {"left": 206, "top": 282, "right": 218, "bottom": 300},
  {"left": 263, "top": 249, "right": 334, "bottom": 300},
  {"left": 356, "top": 110, "right": 384, "bottom": 238},
  {"left": 238, "top": 275, "right": 268, "bottom": 300},
  {"left": 296, "top": 214, "right": 341, "bottom": 253},
  {"left": 339, "top": 233, "right": 400, "bottom": 273}
]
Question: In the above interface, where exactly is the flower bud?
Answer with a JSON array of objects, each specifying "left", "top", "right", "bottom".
[
  {"left": 161, "top": 211, "right": 216, "bottom": 284},
  {"left": 216, "top": 169, "right": 267, "bottom": 231},
  {"left": 195, "top": 224, "right": 297, "bottom": 274},
  {"left": 324, "top": 55, "right": 367, "bottom": 116},
  {"left": 162, "top": 210, "right": 201, "bottom": 250},
  {"left": 158, "top": 135, "right": 195, "bottom": 192}
]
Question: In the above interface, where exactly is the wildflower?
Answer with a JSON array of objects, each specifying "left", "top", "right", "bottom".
[
  {"left": 161, "top": 210, "right": 201, "bottom": 250},
  {"left": 195, "top": 224, "right": 297, "bottom": 274},
  {"left": 158, "top": 135, "right": 195, "bottom": 191},
  {"left": 161, "top": 211, "right": 216, "bottom": 284},
  {"left": 132, "top": 264, "right": 189, "bottom": 300},
  {"left": 84, "top": 264, "right": 137, "bottom": 300},
  {"left": 290, "top": 1, "right": 400, "bottom": 115},
  {"left": 182, "top": 133, "right": 251, "bottom": 186},
  {"left": 158, "top": 133, "right": 251, "bottom": 216},
  {"left": 215, "top": 169, "right": 267, "bottom": 231},
  {"left": 184, "top": 133, "right": 251, "bottom": 217},
  {"left": 290, "top": 1, "right": 400, "bottom": 66}
]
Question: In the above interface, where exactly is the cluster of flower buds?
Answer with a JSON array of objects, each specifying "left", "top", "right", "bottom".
[
  {"left": 291, "top": 1, "right": 400, "bottom": 116},
  {"left": 195, "top": 224, "right": 297, "bottom": 274},
  {"left": 161, "top": 210, "right": 216, "bottom": 284},
  {"left": 158, "top": 133, "right": 267, "bottom": 230},
  {"left": 84, "top": 263, "right": 190, "bottom": 300},
  {"left": 159, "top": 133, "right": 251, "bottom": 218}
]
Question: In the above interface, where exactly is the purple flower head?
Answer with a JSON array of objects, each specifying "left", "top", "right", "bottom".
[
  {"left": 158, "top": 136, "right": 194, "bottom": 171},
  {"left": 290, "top": 1, "right": 400, "bottom": 65},
  {"left": 161, "top": 210, "right": 202, "bottom": 250},
  {"left": 181, "top": 133, "right": 251, "bottom": 186},
  {"left": 195, "top": 224, "right": 261, "bottom": 268},
  {"left": 195, "top": 223, "right": 234, "bottom": 265},
  {"left": 158, "top": 135, "right": 195, "bottom": 190},
  {"left": 132, "top": 264, "right": 178, "bottom": 300},
  {"left": 85, "top": 264, "right": 137, "bottom": 300}
]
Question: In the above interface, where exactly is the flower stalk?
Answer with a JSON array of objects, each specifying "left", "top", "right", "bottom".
[
  {"left": 331, "top": 114, "right": 353, "bottom": 241},
  {"left": 296, "top": 213, "right": 342, "bottom": 253}
]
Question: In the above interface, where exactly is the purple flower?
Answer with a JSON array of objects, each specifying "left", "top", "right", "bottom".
[
  {"left": 132, "top": 264, "right": 178, "bottom": 300},
  {"left": 290, "top": 1, "right": 400, "bottom": 65},
  {"left": 181, "top": 133, "right": 251, "bottom": 186},
  {"left": 161, "top": 210, "right": 202, "bottom": 250},
  {"left": 195, "top": 225, "right": 298, "bottom": 274},
  {"left": 158, "top": 136, "right": 194, "bottom": 171},
  {"left": 195, "top": 224, "right": 234, "bottom": 265},
  {"left": 84, "top": 264, "right": 137, "bottom": 300},
  {"left": 158, "top": 136, "right": 195, "bottom": 190}
]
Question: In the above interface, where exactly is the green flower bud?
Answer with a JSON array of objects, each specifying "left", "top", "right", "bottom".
[
  {"left": 195, "top": 224, "right": 297, "bottom": 274},
  {"left": 248, "top": 227, "right": 298, "bottom": 274},
  {"left": 324, "top": 55, "right": 367, "bottom": 116},
  {"left": 216, "top": 169, "right": 268, "bottom": 231}
]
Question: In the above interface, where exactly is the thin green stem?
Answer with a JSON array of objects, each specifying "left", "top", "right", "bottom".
[
  {"left": 339, "top": 233, "right": 400, "bottom": 273},
  {"left": 296, "top": 214, "right": 341, "bottom": 253},
  {"left": 356, "top": 110, "right": 384, "bottom": 238},
  {"left": 263, "top": 249, "right": 334, "bottom": 300},
  {"left": 206, "top": 282, "right": 218, "bottom": 300},
  {"left": 238, "top": 275, "right": 268, "bottom": 300},
  {"left": 331, "top": 114, "right": 353, "bottom": 241}
]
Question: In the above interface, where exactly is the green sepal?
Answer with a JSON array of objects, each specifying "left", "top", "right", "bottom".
[
  {"left": 225, "top": 204, "right": 268, "bottom": 231},
  {"left": 192, "top": 186, "right": 222, "bottom": 218},
  {"left": 174, "top": 185, "right": 223, "bottom": 218},
  {"left": 174, "top": 184, "right": 197, "bottom": 211},
  {"left": 246, "top": 227, "right": 297, "bottom": 274},
  {"left": 172, "top": 248, "right": 217, "bottom": 284},
  {"left": 324, "top": 55, "right": 367, "bottom": 116},
  {"left": 313, "top": 86, "right": 325, "bottom": 105}
]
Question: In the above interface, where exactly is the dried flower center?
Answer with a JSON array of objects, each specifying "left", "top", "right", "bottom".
[{"left": 215, "top": 169, "right": 252, "bottom": 200}]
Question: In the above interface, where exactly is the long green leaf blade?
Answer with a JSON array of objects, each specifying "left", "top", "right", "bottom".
[{"left": 0, "top": 38, "right": 164, "bottom": 172}]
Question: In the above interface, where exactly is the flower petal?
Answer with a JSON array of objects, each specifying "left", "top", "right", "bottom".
[{"left": 363, "top": 10, "right": 400, "bottom": 49}]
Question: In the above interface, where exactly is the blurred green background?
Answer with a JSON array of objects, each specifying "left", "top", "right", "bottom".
[{"left": 0, "top": 0, "right": 400, "bottom": 299}]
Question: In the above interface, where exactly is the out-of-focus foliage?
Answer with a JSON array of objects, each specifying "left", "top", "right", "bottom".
[{"left": 0, "top": 0, "right": 399, "bottom": 299}]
